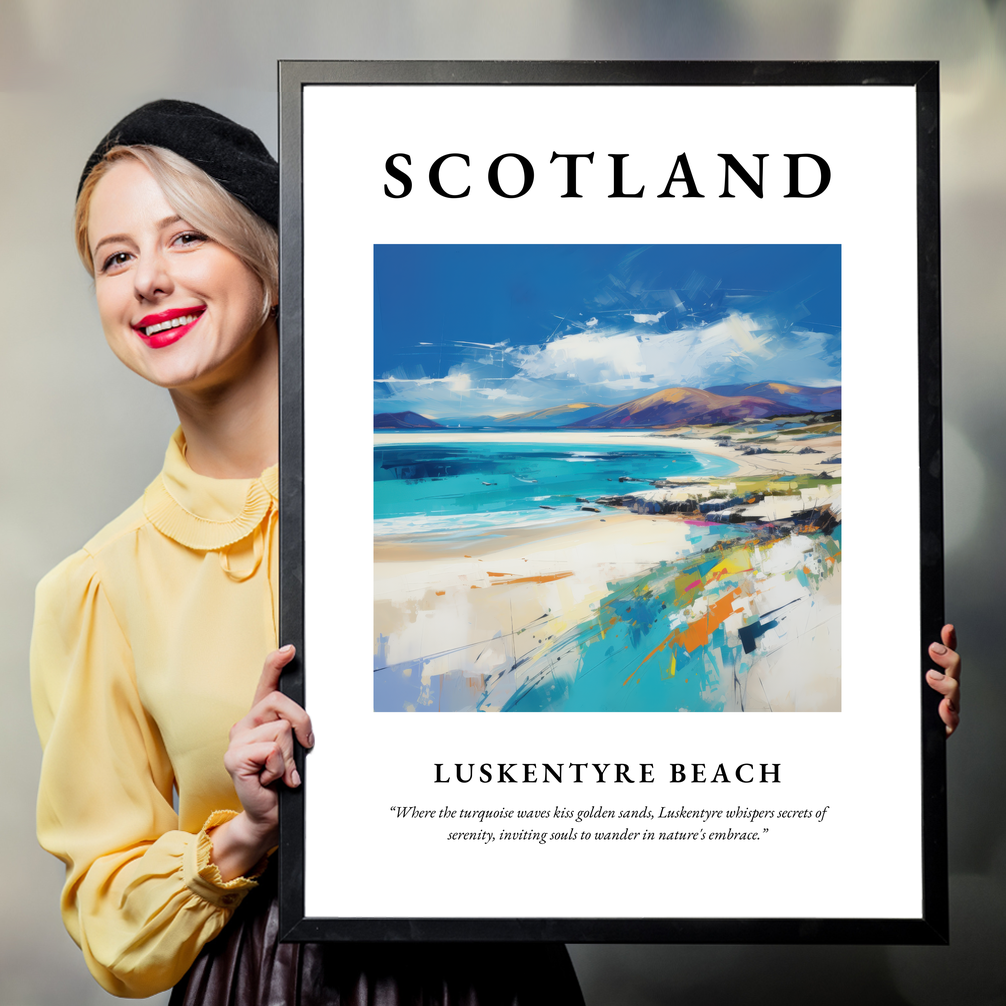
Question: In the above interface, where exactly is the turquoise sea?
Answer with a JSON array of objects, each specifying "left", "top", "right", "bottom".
[{"left": 373, "top": 438, "right": 738, "bottom": 535}]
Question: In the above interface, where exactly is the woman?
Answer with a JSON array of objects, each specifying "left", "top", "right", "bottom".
[
  {"left": 31, "top": 100, "right": 586, "bottom": 1003},
  {"left": 33, "top": 98, "right": 963, "bottom": 1003}
]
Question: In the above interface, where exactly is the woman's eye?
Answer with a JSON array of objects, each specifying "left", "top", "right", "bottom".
[
  {"left": 173, "top": 231, "right": 208, "bottom": 248},
  {"left": 101, "top": 251, "right": 132, "bottom": 273}
]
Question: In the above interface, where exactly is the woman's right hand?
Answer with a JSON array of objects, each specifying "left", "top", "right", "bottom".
[{"left": 209, "top": 645, "right": 314, "bottom": 881}]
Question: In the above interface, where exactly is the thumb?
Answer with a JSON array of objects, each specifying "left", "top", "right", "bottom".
[{"left": 252, "top": 644, "right": 296, "bottom": 706}]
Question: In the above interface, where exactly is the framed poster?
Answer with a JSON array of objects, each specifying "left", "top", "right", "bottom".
[{"left": 277, "top": 61, "right": 946, "bottom": 943}]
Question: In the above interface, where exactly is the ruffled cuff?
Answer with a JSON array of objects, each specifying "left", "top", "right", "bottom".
[{"left": 182, "top": 810, "right": 269, "bottom": 909}]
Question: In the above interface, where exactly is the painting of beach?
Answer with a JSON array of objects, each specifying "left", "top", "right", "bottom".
[{"left": 374, "top": 245, "right": 841, "bottom": 712}]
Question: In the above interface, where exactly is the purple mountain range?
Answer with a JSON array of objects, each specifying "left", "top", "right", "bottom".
[
  {"left": 705, "top": 382, "right": 841, "bottom": 413},
  {"left": 566, "top": 385, "right": 835, "bottom": 430},
  {"left": 374, "top": 411, "right": 444, "bottom": 429},
  {"left": 374, "top": 383, "right": 839, "bottom": 432}
]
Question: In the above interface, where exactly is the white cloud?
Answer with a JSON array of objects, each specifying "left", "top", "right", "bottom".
[
  {"left": 628, "top": 311, "right": 668, "bottom": 325},
  {"left": 585, "top": 317, "right": 599, "bottom": 327},
  {"left": 376, "top": 312, "right": 840, "bottom": 417},
  {"left": 374, "top": 367, "right": 535, "bottom": 415},
  {"left": 453, "top": 339, "right": 509, "bottom": 350},
  {"left": 474, "top": 387, "right": 515, "bottom": 401},
  {"left": 512, "top": 312, "right": 787, "bottom": 389},
  {"left": 374, "top": 366, "right": 474, "bottom": 394}
]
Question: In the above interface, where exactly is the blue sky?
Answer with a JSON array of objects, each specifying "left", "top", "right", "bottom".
[{"left": 374, "top": 244, "right": 841, "bottom": 420}]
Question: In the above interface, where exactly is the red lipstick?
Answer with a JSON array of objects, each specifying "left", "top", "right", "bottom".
[{"left": 132, "top": 306, "right": 206, "bottom": 349}]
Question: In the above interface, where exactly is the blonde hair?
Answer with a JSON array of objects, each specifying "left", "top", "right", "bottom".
[{"left": 75, "top": 145, "right": 278, "bottom": 323}]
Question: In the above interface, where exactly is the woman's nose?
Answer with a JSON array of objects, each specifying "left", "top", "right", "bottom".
[{"left": 133, "top": 249, "right": 173, "bottom": 302}]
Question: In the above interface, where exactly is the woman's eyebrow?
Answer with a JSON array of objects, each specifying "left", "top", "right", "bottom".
[
  {"left": 92, "top": 232, "right": 133, "bottom": 257},
  {"left": 92, "top": 216, "right": 185, "bottom": 257}
]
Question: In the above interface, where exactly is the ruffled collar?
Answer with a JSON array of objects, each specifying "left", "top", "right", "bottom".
[{"left": 143, "top": 428, "right": 278, "bottom": 551}]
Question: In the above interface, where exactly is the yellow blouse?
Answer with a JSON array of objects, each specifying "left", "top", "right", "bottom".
[{"left": 31, "top": 428, "right": 279, "bottom": 998}]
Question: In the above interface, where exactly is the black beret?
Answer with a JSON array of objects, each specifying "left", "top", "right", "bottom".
[{"left": 78, "top": 99, "right": 278, "bottom": 228}]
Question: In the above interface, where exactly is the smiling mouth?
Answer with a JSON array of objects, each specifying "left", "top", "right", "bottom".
[
  {"left": 134, "top": 307, "right": 206, "bottom": 338},
  {"left": 142, "top": 313, "right": 199, "bottom": 337},
  {"left": 131, "top": 307, "right": 207, "bottom": 349}
]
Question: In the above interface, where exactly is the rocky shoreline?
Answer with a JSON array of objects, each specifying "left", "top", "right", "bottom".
[{"left": 590, "top": 473, "right": 841, "bottom": 536}]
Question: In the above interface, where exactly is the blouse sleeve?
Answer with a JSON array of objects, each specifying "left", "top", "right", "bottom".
[{"left": 30, "top": 549, "right": 262, "bottom": 998}]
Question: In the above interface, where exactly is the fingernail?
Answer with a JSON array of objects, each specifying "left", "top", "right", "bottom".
[
  {"left": 306, "top": 732, "right": 315, "bottom": 748},
  {"left": 927, "top": 670, "right": 944, "bottom": 680},
  {"left": 931, "top": 643, "right": 947, "bottom": 655},
  {"left": 280, "top": 644, "right": 295, "bottom": 654},
  {"left": 292, "top": 768, "right": 301, "bottom": 787}
]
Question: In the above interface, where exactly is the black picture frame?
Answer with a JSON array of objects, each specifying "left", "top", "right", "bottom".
[{"left": 277, "top": 60, "right": 945, "bottom": 944}]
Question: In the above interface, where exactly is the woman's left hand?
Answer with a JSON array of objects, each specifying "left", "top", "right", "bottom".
[{"left": 926, "top": 624, "right": 961, "bottom": 737}]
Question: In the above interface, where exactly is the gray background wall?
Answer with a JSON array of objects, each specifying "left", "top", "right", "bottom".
[{"left": 1, "top": 2, "right": 1003, "bottom": 1003}]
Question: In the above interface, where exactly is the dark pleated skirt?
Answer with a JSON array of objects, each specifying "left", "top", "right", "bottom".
[{"left": 169, "top": 869, "right": 585, "bottom": 1006}]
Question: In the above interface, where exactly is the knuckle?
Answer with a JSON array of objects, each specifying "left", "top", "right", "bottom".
[{"left": 273, "top": 694, "right": 295, "bottom": 716}]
